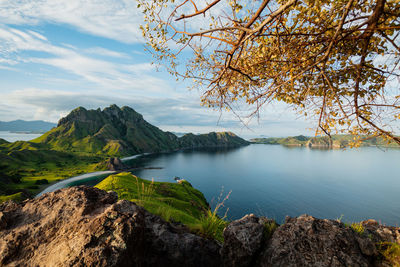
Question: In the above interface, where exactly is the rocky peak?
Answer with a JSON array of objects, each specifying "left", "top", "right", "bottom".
[{"left": 57, "top": 106, "right": 89, "bottom": 126}]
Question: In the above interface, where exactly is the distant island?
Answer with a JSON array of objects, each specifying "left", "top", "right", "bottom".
[
  {"left": 0, "top": 104, "right": 249, "bottom": 202},
  {"left": 0, "top": 120, "right": 56, "bottom": 133},
  {"left": 250, "top": 135, "right": 400, "bottom": 148}
]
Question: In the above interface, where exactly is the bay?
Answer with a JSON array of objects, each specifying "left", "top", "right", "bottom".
[{"left": 128, "top": 144, "right": 400, "bottom": 225}]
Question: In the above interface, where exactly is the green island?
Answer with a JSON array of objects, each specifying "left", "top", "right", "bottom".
[
  {"left": 251, "top": 135, "right": 400, "bottom": 148},
  {"left": 0, "top": 105, "right": 248, "bottom": 203}
]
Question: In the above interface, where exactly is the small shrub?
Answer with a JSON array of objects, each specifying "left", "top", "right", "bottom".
[
  {"left": 263, "top": 221, "right": 278, "bottom": 240},
  {"left": 379, "top": 242, "right": 400, "bottom": 267},
  {"left": 350, "top": 222, "right": 365, "bottom": 235}
]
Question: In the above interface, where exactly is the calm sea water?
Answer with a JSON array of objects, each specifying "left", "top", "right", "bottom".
[
  {"left": 128, "top": 144, "right": 400, "bottom": 225},
  {"left": 0, "top": 131, "right": 41, "bottom": 142}
]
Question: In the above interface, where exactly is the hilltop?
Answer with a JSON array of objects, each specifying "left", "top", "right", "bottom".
[
  {"left": 33, "top": 105, "right": 249, "bottom": 156},
  {"left": 32, "top": 105, "right": 179, "bottom": 156}
]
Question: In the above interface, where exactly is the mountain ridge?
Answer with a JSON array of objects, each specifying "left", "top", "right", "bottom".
[{"left": 33, "top": 104, "right": 249, "bottom": 156}]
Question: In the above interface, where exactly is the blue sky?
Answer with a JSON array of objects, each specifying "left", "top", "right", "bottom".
[{"left": 0, "top": 0, "right": 313, "bottom": 138}]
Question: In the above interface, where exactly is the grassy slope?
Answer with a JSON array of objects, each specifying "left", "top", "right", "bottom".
[
  {"left": 0, "top": 141, "right": 105, "bottom": 199},
  {"left": 95, "top": 172, "right": 227, "bottom": 241},
  {"left": 95, "top": 172, "right": 209, "bottom": 225}
]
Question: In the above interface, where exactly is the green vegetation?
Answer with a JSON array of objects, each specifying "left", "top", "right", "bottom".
[
  {"left": 32, "top": 105, "right": 181, "bottom": 156},
  {"left": 33, "top": 105, "right": 248, "bottom": 157},
  {"left": 191, "top": 189, "right": 231, "bottom": 242},
  {"left": 251, "top": 135, "right": 400, "bottom": 149},
  {"left": 179, "top": 132, "right": 249, "bottom": 149},
  {"left": 350, "top": 222, "right": 365, "bottom": 236},
  {"left": 95, "top": 172, "right": 228, "bottom": 242},
  {"left": 0, "top": 192, "right": 23, "bottom": 203},
  {"left": 379, "top": 242, "right": 400, "bottom": 267},
  {"left": 0, "top": 140, "right": 104, "bottom": 201},
  {"left": 263, "top": 221, "right": 279, "bottom": 240}
]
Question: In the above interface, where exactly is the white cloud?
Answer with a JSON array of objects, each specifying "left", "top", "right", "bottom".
[
  {"left": 0, "top": 25, "right": 177, "bottom": 96},
  {"left": 0, "top": 0, "right": 144, "bottom": 43},
  {"left": 84, "top": 47, "right": 130, "bottom": 59},
  {"left": 0, "top": 87, "right": 313, "bottom": 137}
]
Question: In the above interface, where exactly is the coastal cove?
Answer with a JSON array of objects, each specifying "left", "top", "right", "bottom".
[{"left": 41, "top": 144, "right": 400, "bottom": 226}]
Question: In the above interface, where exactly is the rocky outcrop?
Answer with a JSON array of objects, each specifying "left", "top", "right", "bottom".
[
  {"left": 105, "top": 157, "right": 125, "bottom": 171},
  {"left": 221, "top": 214, "right": 276, "bottom": 266},
  {"left": 1, "top": 187, "right": 399, "bottom": 267},
  {"left": 0, "top": 186, "right": 220, "bottom": 267},
  {"left": 222, "top": 214, "right": 400, "bottom": 267}
]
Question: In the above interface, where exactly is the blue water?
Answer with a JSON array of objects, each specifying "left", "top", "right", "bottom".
[
  {"left": 0, "top": 131, "right": 41, "bottom": 142},
  {"left": 128, "top": 144, "right": 400, "bottom": 226}
]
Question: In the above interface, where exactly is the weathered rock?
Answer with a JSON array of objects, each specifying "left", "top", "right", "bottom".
[
  {"left": 1, "top": 188, "right": 399, "bottom": 267},
  {"left": 106, "top": 157, "right": 125, "bottom": 171},
  {"left": 221, "top": 214, "right": 275, "bottom": 267},
  {"left": 0, "top": 186, "right": 221, "bottom": 267},
  {"left": 260, "top": 215, "right": 380, "bottom": 267}
]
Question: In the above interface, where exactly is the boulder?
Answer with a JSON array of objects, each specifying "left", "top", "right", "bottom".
[
  {"left": 221, "top": 214, "right": 275, "bottom": 266},
  {"left": 0, "top": 186, "right": 220, "bottom": 267},
  {"left": 259, "top": 215, "right": 383, "bottom": 267}
]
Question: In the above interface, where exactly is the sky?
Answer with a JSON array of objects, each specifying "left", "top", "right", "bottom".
[{"left": 0, "top": 0, "right": 314, "bottom": 138}]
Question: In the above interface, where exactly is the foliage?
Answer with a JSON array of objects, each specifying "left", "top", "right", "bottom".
[
  {"left": 195, "top": 209, "right": 228, "bottom": 242},
  {"left": 350, "top": 222, "right": 365, "bottom": 235},
  {"left": 138, "top": 0, "right": 400, "bottom": 144},
  {"left": 263, "top": 220, "right": 279, "bottom": 240},
  {"left": 193, "top": 188, "right": 231, "bottom": 242},
  {"left": 378, "top": 242, "right": 400, "bottom": 266}
]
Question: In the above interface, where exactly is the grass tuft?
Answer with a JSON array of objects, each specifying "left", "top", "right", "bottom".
[
  {"left": 191, "top": 188, "right": 231, "bottom": 242},
  {"left": 378, "top": 242, "right": 400, "bottom": 267}
]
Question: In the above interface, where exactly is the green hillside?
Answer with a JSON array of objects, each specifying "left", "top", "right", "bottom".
[
  {"left": 251, "top": 135, "right": 400, "bottom": 148},
  {"left": 33, "top": 105, "right": 249, "bottom": 156},
  {"left": 95, "top": 172, "right": 227, "bottom": 241},
  {"left": 179, "top": 131, "right": 249, "bottom": 148},
  {"left": 0, "top": 140, "right": 103, "bottom": 197},
  {"left": 33, "top": 105, "right": 180, "bottom": 156}
]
